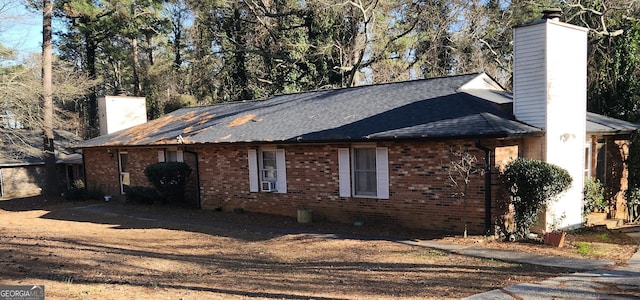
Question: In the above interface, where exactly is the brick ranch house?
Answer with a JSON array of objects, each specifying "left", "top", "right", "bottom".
[
  {"left": 76, "top": 15, "right": 639, "bottom": 234},
  {"left": 0, "top": 129, "right": 83, "bottom": 199}
]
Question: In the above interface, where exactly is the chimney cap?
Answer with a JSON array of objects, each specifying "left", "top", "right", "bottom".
[
  {"left": 115, "top": 87, "right": 128, "bottom": 96},
  {"left": 542, "top": 8, "right": 562, "bottom": 20}
]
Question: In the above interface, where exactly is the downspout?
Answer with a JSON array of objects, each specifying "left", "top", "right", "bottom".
[
  {"left": 81, "top": 151, "right": 87, "bottom": 191},
  {"left": 475, "top": 141, "right": 492, "bottom": 234}
]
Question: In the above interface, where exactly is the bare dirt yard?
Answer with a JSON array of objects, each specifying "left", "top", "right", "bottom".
[{"left": 0, "top": 196, "right": 637, "bottom": 299}]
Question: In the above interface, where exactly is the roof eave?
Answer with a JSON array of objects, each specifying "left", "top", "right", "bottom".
[
  {"left": 0, "top": 161, "right": 46, "bottom": 167},
  {"left": 587, "top": 129, "right": 637, "bottom": 136},
  {"left": 74, "top": 131, "right": 544, "bottom": 149}
]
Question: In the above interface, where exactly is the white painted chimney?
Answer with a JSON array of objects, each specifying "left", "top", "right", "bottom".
[
  {"left": 513, "top": 10, "right": 589, "bottom": 230},
  {"left": 98, "top": 95, "right": 148, "bottom": 135}
]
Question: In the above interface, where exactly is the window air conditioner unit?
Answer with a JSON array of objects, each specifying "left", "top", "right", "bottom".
[{"left": 261, "top": 181, "right": 276, "bottom": 192}]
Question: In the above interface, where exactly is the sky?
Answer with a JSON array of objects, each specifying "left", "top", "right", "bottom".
[{"left": 0, "top": 2, "right": 43, "bottom": 61}]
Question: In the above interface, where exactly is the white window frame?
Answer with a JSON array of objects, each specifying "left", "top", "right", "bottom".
[
  {"left": 260, "top": 148, "right": 278, "bottom": 184},
  {"left": 248, "top": 148, "right": 287, "bottom": 193},
  {"left": 118, "top": 151, "right": 129, "bottom": 194},
  {"left": 352, "top": 145, "right": 378, "bottom": 197},
  {"left": 158, "top": 149, "right": 184, "bottom": 162},
  {"left": 338, "top": 145, "right": 389, "bottom": 199},
  {"left": 584, "top": 141, "right": 592, "bottom": 179}
]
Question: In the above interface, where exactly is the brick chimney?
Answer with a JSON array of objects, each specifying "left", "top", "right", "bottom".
[{"left": 513, "top": 10, "right": 589, "bottom": 230}]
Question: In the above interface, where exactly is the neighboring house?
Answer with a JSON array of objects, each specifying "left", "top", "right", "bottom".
[
  {"left": 75, "top": 13, "right": 640, "bottom": 234},
  {"left": 0, "top": 129, "right": 83, "bottom": 199},
  {"left": 586, "top": 114, "right": 639, "bottom": 221}
]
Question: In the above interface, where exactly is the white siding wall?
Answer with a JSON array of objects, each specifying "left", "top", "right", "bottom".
[
  {"left": 513, "top": 20, "right": 588, "bottom": 230},
  {"left": 513, "top": 24, "right": 547, "bottom": 128},
  {"left": 98, "top": 96, "right": 148, "bottom": 135}
]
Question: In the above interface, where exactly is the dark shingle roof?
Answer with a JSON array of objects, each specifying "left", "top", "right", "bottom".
[
  {"left": 76, "top": 73, "right": 544, "bottom": 148},
  {"left": 0, "top": 130, "right": 82, "bottom": 166},
  {"left": 587, "top": 112, "right": 640, "bottom": 135}
]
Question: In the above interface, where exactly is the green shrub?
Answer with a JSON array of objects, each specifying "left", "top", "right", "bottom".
[
  {"left": 85, "top": 188, "right": 103, "bottom": 200},
  {"left": 583, "top": 178, "right": 606, "bottom": 216},
  {"left": 64, "top": 187, "right": 87, "bottom": 201},
  {"left": 64, "top": 185, "right": 103, "bottom": 201},
  {"left": 144, "top": 162, "right": 192, "bottom": 205},
  {"left": 626, "top": 131, "right": 640, "bottom": 222},
  {"left": 124, "top": 186, "right": 160, "bottom": 205},
  {"left": 64, "top": 179, "right": 89, "bottom": 201},
  {"left": 501, "top": 158, "right": 572, "bottom": 239},
  {"left": 625, "top": 187, "right": 640, "bottom": 222}
]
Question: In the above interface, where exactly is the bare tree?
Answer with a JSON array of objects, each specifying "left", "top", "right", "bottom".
[
  {"left": 448, "top": 147, "right": 484, "bottom": 238},
  {"left": 1, "top": 57, "right": 97, "bottom": 164}
]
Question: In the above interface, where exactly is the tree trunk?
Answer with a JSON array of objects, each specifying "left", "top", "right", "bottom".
[
  {"left": 132, "top": 37, "right": 141, "bottom": 96},
  {"left": 42, "top": 0, "right": 58, "bottom": 196},
  {"left": 232, "top": 5, "right": 251, "bottom": 101},
  {"left": 146, "top": 33, "right": 154, "bottom": 66},
  {"left": 85, "top": 33, "right": 99, "bottom": 138}
]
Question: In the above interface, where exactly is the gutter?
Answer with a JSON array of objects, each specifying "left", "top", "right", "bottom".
[
  {"left": 73, "top": 131, "right": 545, "bottom": 150},
  {"left": 0, "top": 162, "right": 46, "bottom": 167},
  {"left": 475, "top": 140, "right": 492, "bottom": 234}
]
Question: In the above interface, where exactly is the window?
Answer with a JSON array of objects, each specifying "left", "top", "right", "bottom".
[
  {"left": 248, "top": 148, "right": 287, "bottom": 193},
  {"left": 166, "top": 150, "right": 179, "bottom": 162},
  {"left": 353, "top": 147, "right": 377, "bottom": 196},
  {"left": 584, "top": 142, "right": 592, "bottom": 179},
  {"left": 338, "top": 146, "right": 389, "bottom": 199},
  {"left": 260, "top": 150, "right": 278, "bottom": 181},
  {"left": 158, "top": 149, "right": 183, "bottom": 162},
  {"left": 260, "top": 149, "right": 278, "bottom": 191}
]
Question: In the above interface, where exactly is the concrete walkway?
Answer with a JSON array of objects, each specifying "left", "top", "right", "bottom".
[{"left": 461, "top": 226, "right": 640, "bottom": 300}]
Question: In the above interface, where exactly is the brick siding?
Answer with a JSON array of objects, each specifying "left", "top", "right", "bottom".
[
  {"left": 83, "top": 148, "right": 160, "bottom": 197},
  {"left": 84, "top": 139, "right": 521, "bottom": 234}
]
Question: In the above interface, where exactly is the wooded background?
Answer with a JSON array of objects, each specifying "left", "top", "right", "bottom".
[{"left": 2, "top": 0, "right": 639, "bottom": 139}]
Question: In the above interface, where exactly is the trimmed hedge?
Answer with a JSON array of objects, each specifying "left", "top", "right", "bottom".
[
  {"left": 64, "top": 187, "right": 102, "bottom": 201},
  {"left": 124, "top": 186, "right": 160, "bottom": 205},
  {"left": 144, "top": 162, "right": 192, "bottom": 205}
]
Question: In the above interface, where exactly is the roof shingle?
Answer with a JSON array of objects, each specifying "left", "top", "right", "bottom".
[
  {"left": 76, "top": 73, "right": 640, "bottom": 149},
  {"left": 76, "top": 73, "right": 543, "bottom": 148}
]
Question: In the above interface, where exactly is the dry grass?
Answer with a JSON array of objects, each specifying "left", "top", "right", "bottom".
[
  {"left": 0, "top": 196, "right": 634, "bottom": 299},
  {"left": 437, "top": 226, "right": 638, "bottom": 266}
]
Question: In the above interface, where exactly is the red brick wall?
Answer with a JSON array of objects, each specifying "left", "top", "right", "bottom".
[
  {"left": 83, "top": 148, "right": 159, "bottom": 197},
  {"left": 124, "top": 148, "right": 162, "bottom": 187},
  {"left": 83, "top": 148, "right": 120, "bottom": 196},
  {"left": 84, "top": 139, "right": 523, "bottom": 233},
  {"left": 492, "top": 144, "right": 520, "bottom": 233}
]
